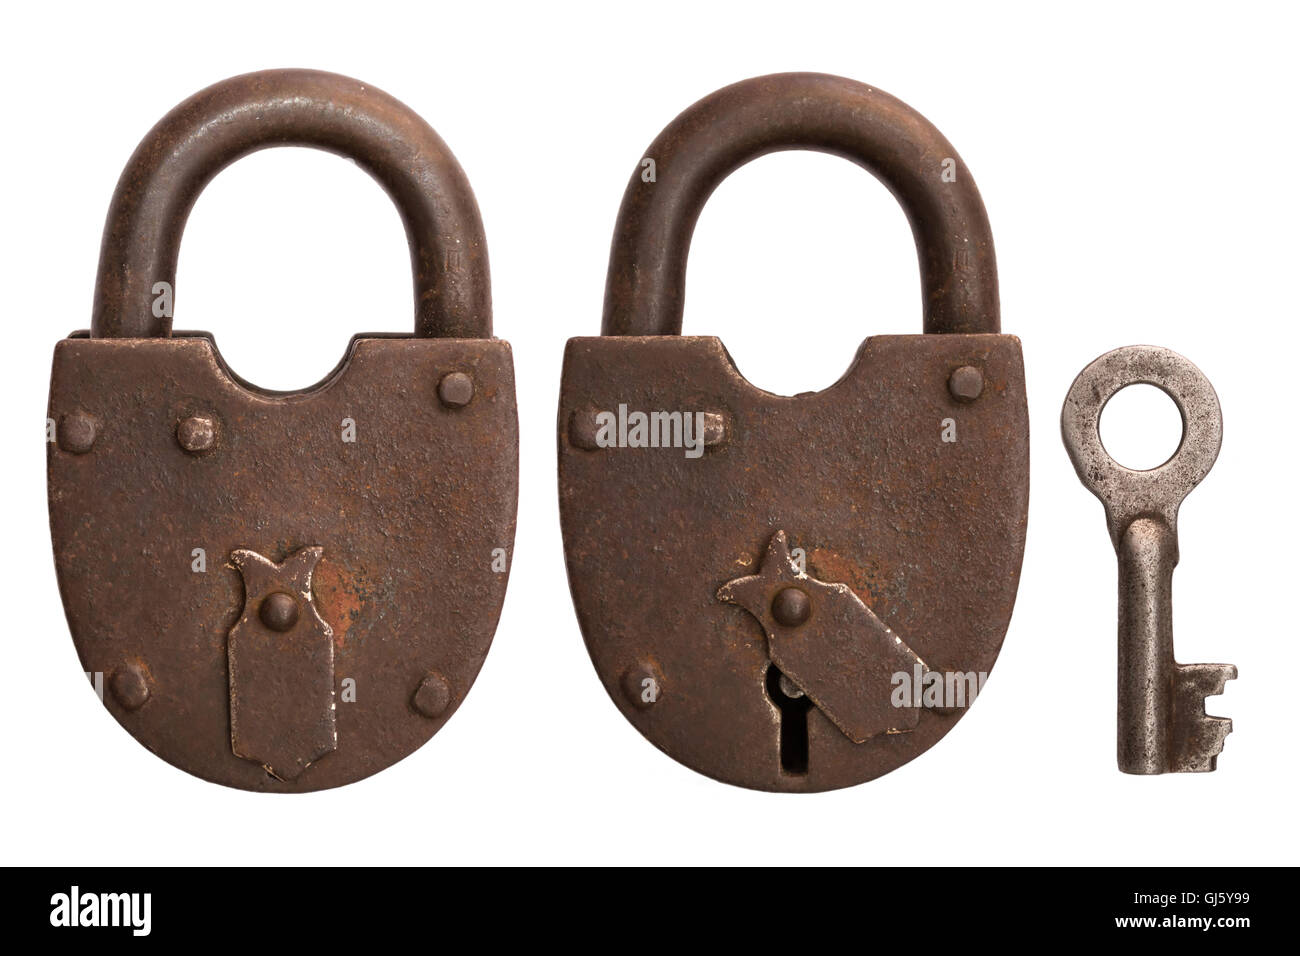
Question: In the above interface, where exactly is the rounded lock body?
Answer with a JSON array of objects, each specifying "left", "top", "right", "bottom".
[
  {"left": 558, "top": 73, "right": 1029, "bottom": 791},
  {"left": 48, "top": 70, "right": 518, "bottom": 791}
]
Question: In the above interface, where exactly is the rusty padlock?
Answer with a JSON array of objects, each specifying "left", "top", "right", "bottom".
[
  {"left": 48, "top": 70, "right": 517, "bottom": 791},
  {"left": 558, "top": 73, "right": 1029, "bottom": 791}
]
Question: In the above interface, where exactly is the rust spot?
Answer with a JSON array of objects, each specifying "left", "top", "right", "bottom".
[
  {"left": 312, "top": 558, "right": 366, "bottom": 649},
  {"left": 807, "top": 547, "right": 890, "bottom": 613}
]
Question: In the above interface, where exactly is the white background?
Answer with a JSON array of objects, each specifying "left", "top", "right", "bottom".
[{"left": 3, "top": 1, "right": 1295, "bottom": 866}]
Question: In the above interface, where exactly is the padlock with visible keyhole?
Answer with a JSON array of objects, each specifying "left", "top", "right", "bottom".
[
  {"left": 47, "top": 69, "right": 518, "bottom": 792},
  {"left": 558, "top": 73, "right": 1030, "bottom": 792}
]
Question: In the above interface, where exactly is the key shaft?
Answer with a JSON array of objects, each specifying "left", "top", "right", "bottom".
[{"left": 1117, "top": 516, "right": 1176, "bottom": 773}]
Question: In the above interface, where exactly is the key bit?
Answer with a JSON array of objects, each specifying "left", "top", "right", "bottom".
[{"left": 1062, "top": 345, "right": 1235, "bottom": 774}]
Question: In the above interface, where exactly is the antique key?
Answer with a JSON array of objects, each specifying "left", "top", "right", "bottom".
[{"left": 1062, "top": 346, "right": 1235, "bottom": 773}]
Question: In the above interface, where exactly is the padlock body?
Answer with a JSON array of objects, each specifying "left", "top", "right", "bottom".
[
  {"left": 49, "top": 334, "right": 517, "bottom": 791},
  {"left": 558, "top": 334, "right": 1028, "bottom": 791}
]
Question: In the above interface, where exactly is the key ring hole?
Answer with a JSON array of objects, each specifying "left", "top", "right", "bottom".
[{"left": 1098, "top": 383, "right": 1186, "bottom": 471}]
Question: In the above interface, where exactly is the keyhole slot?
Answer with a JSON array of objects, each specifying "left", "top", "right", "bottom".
[{"left": 766, "top": 664, "right": 813, "bottom": 775}]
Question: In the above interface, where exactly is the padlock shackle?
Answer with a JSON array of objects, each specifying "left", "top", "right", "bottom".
[
  {"left": 90, "top": 69, "right": 491, "bottom": 339},
  {"left": 601, "top": 73, "right": 999, "bottom": 336}
]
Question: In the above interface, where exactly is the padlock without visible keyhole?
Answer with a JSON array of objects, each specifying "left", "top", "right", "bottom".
[{"left": 48, "top": 69, "right": 518, "bottom": 792}]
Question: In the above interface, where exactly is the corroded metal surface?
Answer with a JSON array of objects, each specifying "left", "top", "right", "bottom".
[
  {"left": 560, "top": 334, "right": 1028, "bottom": 790},
  {"left": 91, "top": 69, "right": 489, "bottom": 339},
  {"left": 228, "top": 547, "right": 336, "bottom": 781},
  {"left": 718, "top": 531, "right": 925, "bottom": 744},
  {"left": 50, "top": 335, "right": 517, "bottom": 791},
  {"left": 602, "top": 72, "right": 998, "bottom": 336},
  {"left": 48, "top": 69, "right": 516, "bottom": 791},
  {"left": 1062, "top": 345, "right": 1234, "bottom": 773},
  {"left": 561, "top": 73, "right": 1028, "bottom": 792}
]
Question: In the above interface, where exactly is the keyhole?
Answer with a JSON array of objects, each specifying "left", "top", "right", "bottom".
[{"left": 766, "top": 664, "right": 813, "bottom": 775}]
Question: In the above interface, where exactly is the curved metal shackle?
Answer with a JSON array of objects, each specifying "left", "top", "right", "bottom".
[
  {"left": 602, "top": 73, "right": 999, "bottom": 336},
  {"left": 91, "top": 69, "right": 490, "bottom": 339}
]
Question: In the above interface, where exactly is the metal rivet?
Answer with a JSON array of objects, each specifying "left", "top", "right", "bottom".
[
  {"left": 700, "top": 411, "right": 728, "bottom": 447},
  {"left": 948, "top": 365, "right": 984, "bottom": 403},
  {"left": 568, "top": 408, "right": 601, "bottom": 450},
  {"left": 58, "top": 412, "right": 98, "bottom": 454},
  {"left": 438, "top": 371, "right": 474, "bottom": 408},
  {"left": 771, "top": 587, "right": 810, "bottom": 627},
  {"left": 412, "top": 673, "right": 452, "bottom": 718},
  {"left": 258, "top": 592, "right": 299, "bottom": 632},
  {"left": 176, "top": 415, "right": 216, "bottom": 453},
  {"left": 110, "top": 663, "right": 150, "bottom": 711},
  {"left": 622, "top": 663, "right": 662, "bottom": 709}
]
